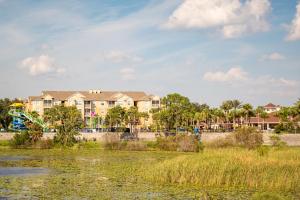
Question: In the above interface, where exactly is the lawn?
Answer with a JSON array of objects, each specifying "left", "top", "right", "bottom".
[{"left": 0, "top": 145, "right": 299, "bottom": 199}]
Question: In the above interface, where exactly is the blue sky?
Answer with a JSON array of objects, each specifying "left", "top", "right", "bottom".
[{"left": 0, "top": 0, "right": 299, "bottom": 106}]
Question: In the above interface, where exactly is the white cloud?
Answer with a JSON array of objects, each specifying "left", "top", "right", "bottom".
[
  {"left": 261, "top": 52, "right": 285, "bottom": 61},
  {"left": 99, "top": 50, "right": 142, "bottom": 63},
  {"left": 165, "top": 0, "right": 271, "bottom": 38},
  {"left": 120, "top": 67, "right": 135, "bottom": 80},
  {"left": 203, "top": 67, "right": 248, "bottom": 82},
  {"left": 21, "top": 55, "right": 65, "bottom": 76},
  {"left": 286, "top": 2, "right": 300, "bottom": 41}
]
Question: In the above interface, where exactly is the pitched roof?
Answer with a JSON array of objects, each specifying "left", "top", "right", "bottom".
[
  {"left": 250, "top": 113, "right": 280, "bottom": 124},
  {"left": 40, "top": 90, "right": 151, "bottom": 101},
  {"left": 28, "top": 96, "right": 42, "bottom": 101},
  {"left": 264, "top": 103, "right": 278, "bottom": 108}
]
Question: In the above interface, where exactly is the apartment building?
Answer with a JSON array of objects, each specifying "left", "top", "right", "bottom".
[{"left": 25, "top": 90, "right": 160, "bottom": 128}]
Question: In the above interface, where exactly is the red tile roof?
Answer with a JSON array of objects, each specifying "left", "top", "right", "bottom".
[
  {"left": 250, "top": 113, "right": 280, "bottom": 124},
  {"left": 264, "top": 103, "right": 279, "bottom": 108}
]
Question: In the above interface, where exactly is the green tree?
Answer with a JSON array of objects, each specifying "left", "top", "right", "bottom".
[
  {"left": 160, "top": 93, "right": 192, "bottom": 132},
  {"left": 260, "top": 111, "right": 269, "bottom": 130},
  {"left": 255, "top": 106, "right": 268, "bottom": 130},
  {"left": 44, "top": 105, "right": 83, "bottom": 146},
  {"left": 231, "top": 99, "right": 242, "bottom": 127},
  {"left": 125, "top": 106, "right": 148, "bottom": 132},
  {"left": 241, "top": 103, "right": 254, "bottom": 125},
  {"left": 105, "top": 106, "right": 126, "bottom": 129},
  {"left": 220, "top": 100, "right": 234, "bottom": 131}
]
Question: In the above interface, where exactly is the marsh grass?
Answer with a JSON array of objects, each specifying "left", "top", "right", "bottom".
[
  {"left": 0, "top": 148, "right": 299, "bottom": 199},
  {"left": 144, "top": 148, "right": 300, "bottom": 192}
]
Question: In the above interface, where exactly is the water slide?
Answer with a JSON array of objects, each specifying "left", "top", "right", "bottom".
[{"left": 8, "top": 103, "right": 47, "bottom": 130}]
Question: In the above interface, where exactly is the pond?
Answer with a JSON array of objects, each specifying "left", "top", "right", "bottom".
[
  {"left": 0, "top": 149, "right": 298, "bottom": 199},
  {"left": 0, "top": 167, "right": 49, "bottom": 176}
]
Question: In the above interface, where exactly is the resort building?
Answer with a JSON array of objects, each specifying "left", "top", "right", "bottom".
[
  {"left": 25, "top": 90, "right": 160, "bottom": 128},
  {"left": 250, "top": 103, "right": 281, "bottom": 130},
  {"left": 263, "top": 103, "right": 281, "bottom": 113},
  {"left": 250, "top": 113, "right": 280, "bottom": 130}
]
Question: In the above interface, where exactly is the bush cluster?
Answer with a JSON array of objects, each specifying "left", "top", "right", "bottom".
[
  {"left": 9, "top": 131, "right": 54, "bottom": 149},
  {"left": 233, "top": 126, "right": 263, "bottom": 149},
  {"left": 206, "top": 126, "right": 264, "bottom": 150},
  {"left": 157, "top": 135, "right": 202, "bottom": 152},
  {"left": 274, "top": 122, "right": 300, "bottom": 134},
  {"left": 103, "top": 134, "right": 148, "bottom": 151}
]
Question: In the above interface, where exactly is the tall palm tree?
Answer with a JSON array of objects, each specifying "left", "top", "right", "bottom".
[
  {"left": 220, "top": 100, "right": 233, "bottom": 131},
  {"left": 232, "top": 99, "right": 242, "bottom": 127},
  {"left": 260, "top": 111, "right": 269, "bottom": 130},
  {"left": 241, "top": 103, "right": 254, "bottom": 126}
]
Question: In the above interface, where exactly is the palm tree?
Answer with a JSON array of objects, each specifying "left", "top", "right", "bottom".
[
  {"left": 211, "top": 108, "right": 225, "bottom": 131},
  {"left": 241, "top": 103, "right": 254, "bottom": 126},
  {"left": 260, "top": 111, "right": 269, "bottom": 130},
  {"left": 220, "top": 100, "right": 233, "bottom": 131},
  {"left": 232, "top": 99, "right": 242, "bottom": 127}
]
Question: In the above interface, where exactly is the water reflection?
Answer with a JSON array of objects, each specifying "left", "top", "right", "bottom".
[{"left": 0, "top": 167, "right": 49, "bottom": 176}]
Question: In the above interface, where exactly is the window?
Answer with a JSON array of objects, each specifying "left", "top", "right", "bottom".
[
  {"left": 152, "top": 100, "right": 160, "bottom": 107},
  {"left": 108, "top": 101, "right": 115, "bottom": 107},
  {"left": 74, "top": 100, "right": 82, "bottom": 105},
  {"left": 43, "top": 100, "right": 52, "bottom": 107}
]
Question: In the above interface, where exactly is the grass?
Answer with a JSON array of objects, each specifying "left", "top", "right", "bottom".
[
  {"left": 144, "top": 148, "right": 300, "bottom": 193},
  {"left": 0, "top": 146, "right": 299, "bottom": 199}
]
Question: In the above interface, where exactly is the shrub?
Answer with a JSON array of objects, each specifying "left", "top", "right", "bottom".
[
  {"left": 177, "top": 135, "right": 200, "bottom": 152},
  {"left": 205, "top": 135, "right": 235, "bottom": 148},
  {"left": 146, "top": 141, "right": 158, "bottom": 149},
  {"left": 103, "top": 133, "right": 126, "bottom": 150},
  {"left": 125, "top": 141, "right": 147, "bottom": 151},
  {"left": 34, "top": 139, "right": 54, "bottom": 149},
  {"left": 233, "top": 126, "right": 263, "bottom": 149},
  {"left": 9, "top": 131, "right": 31, "bottom": 148},
  {"left": 157, "top": 135, "right": 201, "bottom": 152},
  {"left": 78, "top": 141, "right": 101, "bottom": 149},
  {"left": 156, "top": 136, "right": 178, "bottom": 151},
  {"left": 256, "top": 145, "right": 270, "bottom": 157},
  {"left": 274, "top": 124, "right": 284, "bottom": 134},
  {"left": 270, "top": 135, "right": 287, "bottom": 149}
]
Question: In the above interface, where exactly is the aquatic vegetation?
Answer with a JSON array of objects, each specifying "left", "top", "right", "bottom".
[
  {"left": 0, "top": 148, "right": 299, "bottom": 199},
  {"left": 145, "top": 148, "right": 300, "bottom": 192}
]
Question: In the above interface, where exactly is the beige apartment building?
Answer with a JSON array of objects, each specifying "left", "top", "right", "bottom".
[{"left": 25, "top": 90, "right": 160, "bottom": 128}]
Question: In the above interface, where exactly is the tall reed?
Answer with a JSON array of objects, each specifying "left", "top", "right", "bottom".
[{"left": 143, "top": 148, "right": 300, "bottom": 191}]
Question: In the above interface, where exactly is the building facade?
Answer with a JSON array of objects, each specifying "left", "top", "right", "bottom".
[
  {"left": 25, "top": 90, "right": 160, "bottom": 128},
  {"left": 249, "top": 103, "right": 281, "bottom": 130}
]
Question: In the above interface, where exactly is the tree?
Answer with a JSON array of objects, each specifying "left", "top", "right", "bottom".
[
  {"left": 44, "top": 105, "right": 83, "bottom": 146},
  {"left": 241, "top": 103, "right": 254, "bottom": 125},
  {"left": 260, "top": 111, "right": 269, "bottom": 130},
  {"left": 220, "top": 100, "right": 234, "bottom": 131},
  {"left": 125, "top": 106, "right": 148, "bottom": 132},
  {"left": 231, "top": 99, "right": 242, "bottom": 127},
  {"left": 105, "top": 106, "right": 126, "bottom": 129},
  {"left": 255, "top": 106, "right": 268, "bottom": 130},
  {"left": 160, "top": 93, "right": 192, "bottom": 132}
]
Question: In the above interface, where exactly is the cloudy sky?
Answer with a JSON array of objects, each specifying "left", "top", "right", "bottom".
[{"left": 0, "top": 0, "right": 299, "bottom": 106}]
